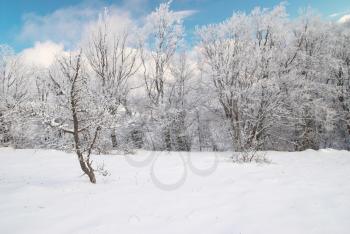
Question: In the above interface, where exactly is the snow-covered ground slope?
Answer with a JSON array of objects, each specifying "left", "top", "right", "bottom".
[{"left": 0, "top": 148, "right": 350, "bottom": 234}]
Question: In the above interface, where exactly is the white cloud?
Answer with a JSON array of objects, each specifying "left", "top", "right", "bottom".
[
  {"left": 80, "top": 7, "right": 135, "bottom": 48},
  {"left": 329, "top": 11, "right": 347, "bottom": 18},
  {"left": 121, "top": 0, "right": 150, "bottom": 14},
  {"left": 174, "top": 10, "right": 198, "bottom": 19},
  {"left": 17, "top": 1, "right": 197, "bottom": 49},
  {"left": 338, "top": 14, "right": 350, "bottom": 24},
  {"left": 18, "top": 4, "right": 100, "bottom": 49},
  {"left": 329, "top": 13, "right": 339, "bottom": 18},
  {"left": 16, "top": 1, "right": 197, "bottom": 67},
  {"left": 17, "top": 2, "right": 135, "bottom": 50},
  {"left": 20, "top": 41, "right": 65, "bottom": 68}
]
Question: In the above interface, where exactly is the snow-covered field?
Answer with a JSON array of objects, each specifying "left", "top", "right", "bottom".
[{"left": 0, "top": 148, "right": 350, "bottom": 234}]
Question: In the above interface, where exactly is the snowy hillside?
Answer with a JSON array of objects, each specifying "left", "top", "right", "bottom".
[{"left": 1, "top": 148, "right": 349, "bottom": 234}]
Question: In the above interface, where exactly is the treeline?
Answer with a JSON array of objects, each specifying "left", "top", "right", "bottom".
[{"left": 1, "top": 2, "right": 350, "bottom": 154}]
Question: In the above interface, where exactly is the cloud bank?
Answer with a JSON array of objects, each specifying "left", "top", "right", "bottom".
[
  {"left": 20, "top": 41, "right": 65, "bottom": 68},
  {"left": 338, "top": 14, "right": 350, "bottom": 25},
  {"left": 16, "top": 1, "right": 197, "bottom": 67}
]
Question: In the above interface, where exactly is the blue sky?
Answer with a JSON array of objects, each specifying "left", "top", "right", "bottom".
[{"left": 1, "top": 0, "right": 349, "bottom": 52}]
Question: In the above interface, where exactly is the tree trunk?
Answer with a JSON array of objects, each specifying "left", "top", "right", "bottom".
[
  {"left": 196, "top": 111, "right": 203, "bottom": 151},
  {"left": 77, "top": 152, "right": 96, "bottom": 184},
  {"left": 111, "top": 130, "right": 118, "bottom": 148},
  {"left": 71, "top": 79, "right": 96, "bottom": 184}
]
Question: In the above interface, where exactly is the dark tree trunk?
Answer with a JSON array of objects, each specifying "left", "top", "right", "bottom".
[
  {"left": 69, "top": 61, "right": 97, "bottom": 184},
  {"left": 111, "top": 130, "right": 118, "bottom": 148}
]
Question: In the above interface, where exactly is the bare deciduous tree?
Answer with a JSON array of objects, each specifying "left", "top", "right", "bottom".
[{"left": 46, "top": 51, "right": 103, "bottom": 183}]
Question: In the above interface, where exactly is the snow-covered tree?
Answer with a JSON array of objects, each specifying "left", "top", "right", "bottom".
[
  {"left": 196, "top": 4, "right": 290, "bottom": 157},
  {"left": 85, "top": 8, "right": 140, "bottom": 150},
  {"left": 2, "top": 2, "right": 350, "bottom": 160},
  {"left": 141, "top": 1, "right": 184, "bottom": 105},
  {"left": 0, "top": 45, "right": 28, "bottom": 146},
  {"left": 138, "top": 1, "right": 188, "bottom": 150},
  {"left": 44, "top": 51, "right": 112, "bottom": 183}
]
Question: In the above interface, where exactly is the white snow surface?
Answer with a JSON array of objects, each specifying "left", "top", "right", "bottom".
[{"left": 0, "top": 148, "right": 350, "bottom": 234}]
